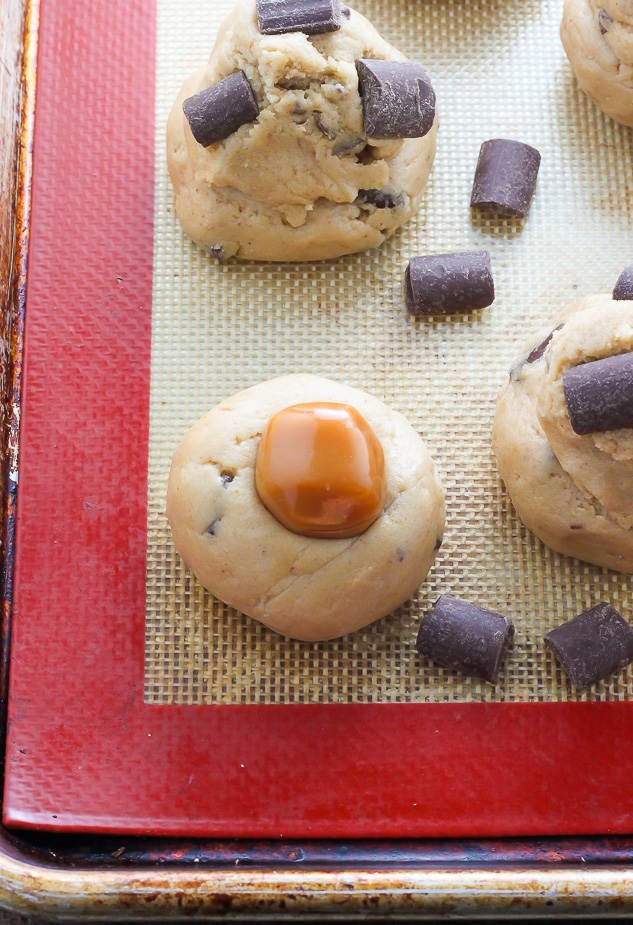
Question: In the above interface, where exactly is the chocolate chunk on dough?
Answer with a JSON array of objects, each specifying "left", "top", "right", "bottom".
[
  {"left": 183, "top": 71, "right": 259, "bottom": 148},
  {"left": 613, "top": 264, "right": 633, "bottom": 301},
  {"left": 563, "top": 352, "right": 633, "bottom": 435},
  {"left": 405, "top": 251, "right": 494, "bottom": 316},
  {"left": 544, "top": 603, "right": 633, "bottom": 690},
  {"left": 415, "top": 595, "right": 514, "bottom": 684},
  {"left": 470, "top": 139, "right": 541, "bottom": 218},
  {"left": 256, "top": 0, "right": 342, "bottom": 34},
  {"left": 356, "top": 59, "right": 435, "bottom": 139}
]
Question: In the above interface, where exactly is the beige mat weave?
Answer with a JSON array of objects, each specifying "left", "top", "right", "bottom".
[{"left": 145, "top": 0, "right": 633, "bottom": 704}]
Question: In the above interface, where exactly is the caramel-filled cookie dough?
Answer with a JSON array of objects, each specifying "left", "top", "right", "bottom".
[
  {"left": 493, "top": 295, "right": 633, "bottom": 572},
  {"left": 167, "top": 375, "right": 445, "bottom": 641},
  {"left": 167, "top": 0, "right": 437, "bottom": 262},
  {"left": 561, "top": 0, "right": 633, "bottom": 127}
]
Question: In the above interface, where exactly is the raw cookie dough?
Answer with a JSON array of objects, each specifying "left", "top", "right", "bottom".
[
  {"left": 493, "top": 294, "right": 633, "bottom": 573},
  {"left": 561, "top": 0, "right": 633, "bottom": 127},
  {"left": 167, "top": 374, "right": 445, "bottom": 641},
  {"left": 166, "top": 0, "right": 437, "bottom": 262}
]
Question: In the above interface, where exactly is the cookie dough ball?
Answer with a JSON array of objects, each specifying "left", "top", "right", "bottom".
[
  {"left": 167, "top": 0, "right": 437, "bottom": 262},
  {"left": 493, "top": 295, "right": 633, "bottom": 572},
  {"left": 167, "top": 375, "right": 445, "bottom": 641},
  {"left": 561, "top": 0, "right": 633, "bottom": 127}
]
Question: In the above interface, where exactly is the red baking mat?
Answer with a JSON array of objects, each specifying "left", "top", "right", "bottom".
[{"left": 4, "top": 0, "right": 633, "bottom": 837}]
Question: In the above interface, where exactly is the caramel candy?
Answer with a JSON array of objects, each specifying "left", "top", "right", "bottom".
[{"left": 255, "top": 402, "right": 387, "bottom": 538}]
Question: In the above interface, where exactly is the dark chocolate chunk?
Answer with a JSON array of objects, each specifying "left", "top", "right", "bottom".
[
  {"left": 205, "top": 519, "right": 219, "bottom": 536},
  {"left": 183, "top": 71, "right": 259, "bottom": 148},
  {"left": 314, "top": 113, "right": 336, "bottom": 139},
  {"left": 220, "top": 471, "right": 235, "bottom": 486},
  {"left": 563, "top": 352, "right": 633, "bottom": 434},
  {"left": 598, "top": 8, "right": 613, "bottom": 33},
  {"left": 333, "top": 135, "right": 365, "bottom": 155},
  {"left": 357, "top": 187, "right": 404, "bottom": 209},
  {"left": 405, "top": 251, "right": 494, "bottom": 316},
  {"left": 256, "top": 0, "right": 342, "bottom": 35},
  {"left": 470, "top": 139, "right": 541, "bottom": 219},
  {"left": 356, "top": 59, "right": 435, "bottom": 139},
  {"left": 544, "top": 602, "right": 633, "bottom": 690},
  {"left": 509, "top": 323, "right": 565, "bottom": 379},
  {"left": 416, "top": 595, "right": 514, "bottom": 684},
  {"left": 613, "top": 263, "right": 633, "bottom": 300}
]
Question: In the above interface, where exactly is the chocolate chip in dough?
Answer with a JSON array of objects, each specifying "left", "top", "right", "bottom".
[
  {"left": 183, "top": 71, "right": 259, "bottom": 148},
  {"left": 415, "top": 595, "right": 514, "bottom": 684},
  {"left": 544, "top": 602, "right": 633, "bottom": 690},
  {"left": 356, "top": 59, "right": 436, "bottom": 139},
  {"left": 613, "top": 263, "right": 633, "bottom": 300},
  {"left": 357, "top": 187, "right": 404, "bottom": 209},
  {"left": 470, "top": 139, "right": 541, "bottom": 218},
  {"left": 509, "top": 324, "right": 565, "bottom": 379},
  {"left": 598, "top": 8, "right": 614, "bottom": 33},
  {"left": 563, "top": 352, "right": 633, "bottom": 435},
  {"left": 256, "top": 0, "right": 342, "bottom": 35},
  {"left": 404, "top": 251, "right": 494, "bottom": 316}
]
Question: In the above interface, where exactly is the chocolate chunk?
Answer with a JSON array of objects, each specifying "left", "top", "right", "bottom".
[
  {"left": 415, "top": 596, "right": 514, "bottom": 684},
  {"left": 544, "top": 602, "right": 633, "bottom": 690},
  {"left": 183, "top": 71, "right": 259, "bottom": 148},
  {"left": 205, "top": 519, "right": 219, "bottom": 536},
  {"left": 470, "top": 139, "right": 541, "bottom": 218},
  {"left": 357, "top": 187, "right": 404, "bottom": 209},
  {"left": 598, "top": 8, "right": 613, "bottom": 33},
  {"left": 563, "top": 352, "right": 633, "bottom": 435},
  {"left": 341, "top": 5, "right": 350, "bottom": 15},
  {"left": 509, "top": 323, "right": 565, "bottom": 378},
  {"left": 314, "top": 113, "right": 336, "bottom": 139},
  {"left": 333, "top": 135, "right": 365, "bottom": 155},
  {"left": 405, "top": 251, "right": 494, "bottom": 316},
  {"left": 613, "top": 263, "right": 633, "bottom": 300},
  {"left": 356, "top": 59, "right": 436, "bottom": 139},
  {"left": 220, "top": 471, "right": 234, "bottom": 486},
  {"left": 256, "top": 0, "right": 342, "bottom": 35}
]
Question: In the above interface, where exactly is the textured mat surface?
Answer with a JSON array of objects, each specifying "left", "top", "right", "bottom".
[{"left": 145, "top": 0, "right": 633, "bottom": 704}]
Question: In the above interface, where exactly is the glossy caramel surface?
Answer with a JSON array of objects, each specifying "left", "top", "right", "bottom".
[{"left": 255, "top": 403, "right": 387, "bottom": 538}]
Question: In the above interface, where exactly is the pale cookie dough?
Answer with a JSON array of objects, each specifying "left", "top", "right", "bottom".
[
  {"left": 561, "top": 0, "right": 633, "bottom": 127},
  {"left": 493, "top": 294, "right": 633, "bottom": 573},
  {"left": 167, "top": 0, "right": 437, "bottom": 262},
  {"left": 167, "top": 375, "right": 445, "bottom": 641}
]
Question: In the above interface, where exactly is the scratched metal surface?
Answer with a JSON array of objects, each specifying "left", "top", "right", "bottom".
[{"left": 143, "top": 0, "right": 633, "bottom": 704}]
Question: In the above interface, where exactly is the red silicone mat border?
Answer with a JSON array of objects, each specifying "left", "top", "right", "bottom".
[{"left": 4, "top": 0, "right": 633, "bottom": 837}]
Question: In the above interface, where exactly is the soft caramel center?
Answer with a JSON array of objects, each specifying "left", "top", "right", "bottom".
[{"left": 255, "top": 402, "right": 387, "bottom": 539}]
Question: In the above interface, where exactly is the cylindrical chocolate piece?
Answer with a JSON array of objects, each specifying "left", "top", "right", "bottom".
[
  {"left": 404, "top": 251, "right": 494, "bottom": 316},
  {"left": 256, "top": 0, "right": 342, "bottom": 35},
  {"left": 544, "top": 602, "right": 633, "bottom": 690},
  {"left": 183, "top": 71, "right": 259, "bottom": 148},
  {"left": 356, "top": 59, "right": 435, "bottom": 140},
  {"left": 613, "top": 264, "right": 633, "bottom": 301},
  {"left": 563, "top": 352, "right": 633, "bottom": 435},
  {"left": 470, "top": 139, "right": 541, "bottom": 218},
  {"left": 415, "top": 595, "right": 514, "bottom": 684}
]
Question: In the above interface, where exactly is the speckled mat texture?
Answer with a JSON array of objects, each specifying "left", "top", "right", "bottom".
[{"left": 145, "top": 0, "right": 633, "bottom": 704}]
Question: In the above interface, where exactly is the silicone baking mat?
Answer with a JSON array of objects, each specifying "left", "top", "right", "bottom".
[
  {"left": 6, "top": 0, "right": 633, "bottom": 837},
  {"left": 146, "top": 0, "right": 633, "bottom": 704}
]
